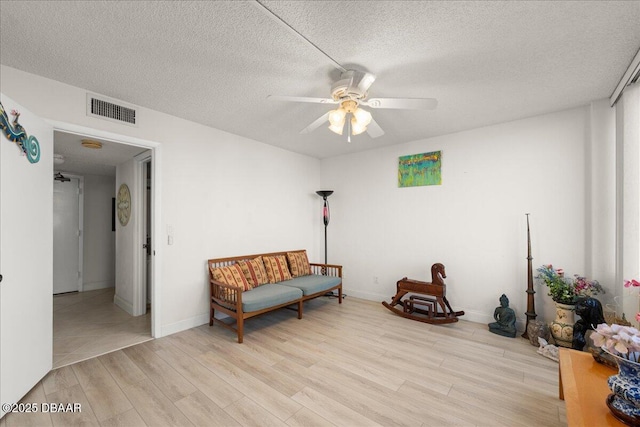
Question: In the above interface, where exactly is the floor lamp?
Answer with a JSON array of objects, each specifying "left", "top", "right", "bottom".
[{"left": 316, "top": 190, "right": 333, "bottom": 265}]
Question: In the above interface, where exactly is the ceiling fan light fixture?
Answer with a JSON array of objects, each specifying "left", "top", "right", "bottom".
[
  {"left": 353, "top": 107, "right": 372, "bottom": 127},
  {"left": 328, "top": 108, "right": 346, "bottom": 127},
  {"left": 81, "top": 139, "right": 103, "bottom": 149},
  {"left": 267, "top": 68, "right": 438, "bottom": 142},
  {"left": 328, "top": 122, "right": 344, "bottom": 135},
  {"left": 351, "top": 117, "right": 367, "bottom": 136}
]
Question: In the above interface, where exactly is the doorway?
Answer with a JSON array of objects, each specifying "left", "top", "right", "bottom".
[{"left": 50, "top": 127, "right": 161, "bottom": 367}]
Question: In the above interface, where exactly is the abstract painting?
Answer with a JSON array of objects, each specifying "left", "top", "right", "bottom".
[{"left": 398, "top": 151, "right": 442, "bottom": 187}]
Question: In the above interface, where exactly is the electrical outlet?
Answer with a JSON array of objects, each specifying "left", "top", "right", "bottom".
[{"left": 373, "top": 276, "right": 379, "bottom": 284}]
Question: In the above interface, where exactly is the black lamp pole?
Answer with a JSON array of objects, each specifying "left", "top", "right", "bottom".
[{"left": 316, "top": 190, "right": 333, "bottom": 264}]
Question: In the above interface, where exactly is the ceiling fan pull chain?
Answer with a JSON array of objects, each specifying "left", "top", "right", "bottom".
[{"left": 347, "top": 115, "right": 352, "bottom": 143}]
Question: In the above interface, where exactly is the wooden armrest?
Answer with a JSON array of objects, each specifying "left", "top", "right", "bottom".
[
  {"left": 310, "top": 263, "right": 342, "bottom": 277},
  {"left": 210, "top": 279, "right": 242, "bottom": 305}
]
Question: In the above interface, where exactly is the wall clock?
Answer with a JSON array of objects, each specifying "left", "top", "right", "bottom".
[{"left": 117, "top": 183, "right": 131, "bottom": 226}]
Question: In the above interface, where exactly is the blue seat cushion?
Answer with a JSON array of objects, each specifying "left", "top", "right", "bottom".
[
  {"left": 241, "top": 284, "right": 302, "bottom": 313},
  {"left": 278, "top": 274, "right": 341, "bottom": 296}
]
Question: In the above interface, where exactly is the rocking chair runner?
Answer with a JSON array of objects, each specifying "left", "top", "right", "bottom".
[{"left": 382, "top": 263, "right": 465, "bottom": 324}]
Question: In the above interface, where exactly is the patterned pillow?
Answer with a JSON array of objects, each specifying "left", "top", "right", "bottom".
[
  {"left": 238, "top": 256, "right": 269, "bottom": 287},
  {"left": 263, "top": 255, "right": 292, "bottom": 283},
  {"left": 210, "top": 264, "right": 252, "bottom": 291},
  {"left": 287, "top": 251, "right": 311, "bottom": 277}
]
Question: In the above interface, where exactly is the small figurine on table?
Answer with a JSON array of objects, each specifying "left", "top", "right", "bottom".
[{"left": 488, "top": 294, "right": 517, "bottom": 338}]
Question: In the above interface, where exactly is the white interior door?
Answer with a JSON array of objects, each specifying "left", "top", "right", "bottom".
[
  {"left": 133, "top": 153, "right": 152, "bottom": 316},
  {"left": 0, "top": 94, "right": 53, "bottom": 417},
  {"left": 53, "top": 177, "right": 80, "bottom": 294},
  {"left": 144, "top": 161, "right": 151, "bottom": 306}
]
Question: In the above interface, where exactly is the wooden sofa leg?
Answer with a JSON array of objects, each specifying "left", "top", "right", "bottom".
[
  {"left": 237, "top": 317, "right": 244, "bottom": 343},
  {"left": 209, "top": 306, "right": 214, "bottom": 326},
  {"left": 338, "top": 286, "right": 343, "bottom": 304},
  {"left": 298, "top": 301, "right": 303, "bottom": 319}
]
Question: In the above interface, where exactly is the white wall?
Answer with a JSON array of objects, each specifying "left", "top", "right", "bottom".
[
  {"left": 587, "top": 99, "right": 617, "bottom": 309},
  {"left": 321, "top": 104, "right": 616, "bottom": 328},
  {"left": 82, "top": 174, "right": 116, "bottom": 291},
  {"left": 617, "top": 82, "right": 640, "bottom": 323},
  {"left": 159, "top": 118, "right": 322, "bottom": 333},
  {"left": 114, "top": 160, "right": 136, "bottom": 314}
]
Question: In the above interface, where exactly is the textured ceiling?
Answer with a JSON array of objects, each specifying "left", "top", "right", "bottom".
[{"left": 2, "top": 1, "right": 639, "bottom": 159}]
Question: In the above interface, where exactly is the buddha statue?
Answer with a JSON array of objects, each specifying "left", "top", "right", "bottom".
[{"left": 488, "top": 294, "right": 517, "bottom": 338}]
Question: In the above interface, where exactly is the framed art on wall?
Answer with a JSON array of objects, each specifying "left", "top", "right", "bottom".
[{"left": 398, "top": 151, "right": 442, "bottom": 187}]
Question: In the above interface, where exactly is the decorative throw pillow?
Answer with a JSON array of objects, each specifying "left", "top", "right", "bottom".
[
  {"left": 211, "top": 266, "right": 230, "bottom": 285},
  {"left": 210, "top": 264, "right": 252, "bottom": 291},
  {"left": 238, "top": 256, "right": 269, "bottom": 287},
  {"left": 263, "top": 255, "right": 292, "bottom": 283},
  {"left": 287, "top": 251, "right": 311, "bottom": 277}
]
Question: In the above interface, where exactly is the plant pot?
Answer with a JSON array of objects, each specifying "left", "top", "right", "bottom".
[
  {"left": 549, "top": 302, "right": 575, "bottom": 348},
  {"left": 605, "top": 351, "right": 640, "bottom": 425}
]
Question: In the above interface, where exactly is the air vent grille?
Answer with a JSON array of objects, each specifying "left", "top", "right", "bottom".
[{"left": 86, "top": 94, "right": 137, "bottom": 126}]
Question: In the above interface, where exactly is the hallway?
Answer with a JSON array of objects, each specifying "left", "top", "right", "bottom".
[{"left": 53, "top": 288, "right": 151, "bottom": 368}]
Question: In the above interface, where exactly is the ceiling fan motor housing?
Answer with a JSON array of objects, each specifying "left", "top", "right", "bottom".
[{"left": 331, "top": 70, "right": 375, "bottom": 101}]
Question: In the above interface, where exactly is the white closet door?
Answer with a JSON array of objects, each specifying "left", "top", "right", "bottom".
[
  {"left": 53, "top": 177, "right": 80, "bottom": 294},
  {"left": 0, "top": 93, "right": 53, "bottom": 417}
]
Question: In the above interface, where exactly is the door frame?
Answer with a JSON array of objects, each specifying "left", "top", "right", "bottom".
[
  {"left": 134, "top": 152, "right": 151, "bottom": 316},
  {"left": 47, "top": 120, "right": 162, "bottom": 338},
  {"left": 52, "top": 173, "right": 84, "bottom": 293}
]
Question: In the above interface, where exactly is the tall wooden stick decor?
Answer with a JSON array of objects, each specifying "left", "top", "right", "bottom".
[{"left": 522, "top": 213, "right": 537, "bottom": 339}]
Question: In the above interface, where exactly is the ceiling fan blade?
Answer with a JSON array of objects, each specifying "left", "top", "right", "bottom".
[
  {"left": 355, "top": 72, "right": 376, "bottom": 93},
  {"left": 267, "top": 95, "right": 337, "bottom": 105},
  {"left": 300, "top": 112, "right": 330, "bottom": 134},
  {"left": 363, "top": 98, "right": 438, "bottom": 110},
  {"left": 366, "top": 117, "right": 385, "bottom": 138}
]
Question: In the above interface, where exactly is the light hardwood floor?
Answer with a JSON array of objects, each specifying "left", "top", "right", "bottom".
[
  {"left": 2, "top": 296, "right": 566, "bottom": 427},
  {"left": 53, "top": 288, "right": 152, "bottom": 368}
]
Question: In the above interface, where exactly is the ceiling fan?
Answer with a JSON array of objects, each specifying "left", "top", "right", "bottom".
[{"left": 268, "top": 69, "right": 438, "bottom": 142}]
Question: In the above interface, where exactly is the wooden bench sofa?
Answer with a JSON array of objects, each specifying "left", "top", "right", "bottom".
[{"left": 208, "top": 249, "right": 342, "bottom": 343}]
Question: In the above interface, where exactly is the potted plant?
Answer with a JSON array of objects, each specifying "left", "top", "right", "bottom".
[
  {"left": 536, "top": 265, "right": 575, "bottom": 304},
  {"left": 536, "top": 265, "right": 604, "bottom": 347},
  {"left": 574, "top": 275, "right": 605, "bottom": 299}
]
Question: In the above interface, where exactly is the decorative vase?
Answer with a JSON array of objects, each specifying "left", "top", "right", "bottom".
[
  {"left": 549, "top": 302, "right": 575, "bottom": 348},
  {"left": 605, "top": 351, "right": 640, "bottom": 426}
]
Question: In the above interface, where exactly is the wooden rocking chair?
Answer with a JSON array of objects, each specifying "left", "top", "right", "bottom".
[{"left": 382, "top": 263, "right": 465, "bottom": 324}]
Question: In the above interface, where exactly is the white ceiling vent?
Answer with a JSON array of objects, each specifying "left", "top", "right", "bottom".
[{"left": 86, "top": 93, "right": 137, "bottom": 126}]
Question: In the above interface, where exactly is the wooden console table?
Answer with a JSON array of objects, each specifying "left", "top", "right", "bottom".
[{"left": 559, "top": 348, "right": 624, "bottom": 426}]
